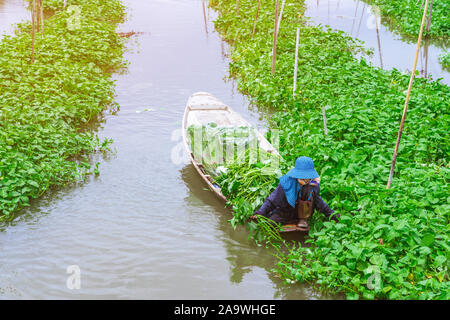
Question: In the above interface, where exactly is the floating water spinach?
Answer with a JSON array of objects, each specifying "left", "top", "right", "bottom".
[
  {"left": 361, "top": 0, "right": 450, "bottom": 38},
  {"left": 439, "top": 51, "right": 450, "bottom": 70},
  {"left": 210, "top": 0, "right": 449, "bottom": 299},
  {"left": 0, "top": 0, "right": 127, "bottom": 220}
]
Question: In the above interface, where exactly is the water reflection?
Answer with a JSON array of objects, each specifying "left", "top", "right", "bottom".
[
  {"left": 0, "top": 0, "right": 29, "bottom": 36},
  {"left": 306, "top": 0, "right": 449, "bottom": 84}
]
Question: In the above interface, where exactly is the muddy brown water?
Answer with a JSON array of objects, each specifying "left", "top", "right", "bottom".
[{"left": 0, "top": 0, "right": 447, "bottom": 299}]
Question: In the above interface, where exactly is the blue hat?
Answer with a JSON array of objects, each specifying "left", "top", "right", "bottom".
[{"left": 286, "top": 156, "right": 319, "bottom": 180}]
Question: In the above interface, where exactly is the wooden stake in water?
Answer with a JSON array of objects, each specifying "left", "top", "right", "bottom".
[
  {"left": 293, "top": 27, "right": 300, "bottom": 97},
  {"left": 424, "top": 40, "right": 429, "bottom": 77},
  {"left": 356, "top": 3, "right": 366, "bottom": 38},
  {"left": 202, "top": 0, "right": 208, "bottom": 35},
  {"left": 40, "top": 0, "right": 44, "bottom": 34},
  {"left": 36, "top": 0, "right": 40, "bottom": 32},
  {"left": 272, "top": 0, "right": 279, "bottom": 75},
  {"left": 252, "top": 0, "right": 261, "bottom": 39},
  {"left": 31, "top": 0, "right": 36, "bottom": 63},
  {"left": 351, "top": 0, "right": 359, "bottom": 35},
  {"left": 276, "top": 0, "right": 286, "bottom": 35},
  {"left": 375, "top": 12, "right": 383, "bottom": 69},
  {"left": 426, "top": 0, "right": 433, "bottom": 32},
  {"left": 322, "top": 107, "right": 328, "bottom": 136},
  {"left": 387, "top": 0, "right": 430, "bottom": 189}
]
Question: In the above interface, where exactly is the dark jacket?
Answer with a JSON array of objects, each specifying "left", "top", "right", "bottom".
[{"left": 255, "top": 182, "right": 339, "bottom": 222}]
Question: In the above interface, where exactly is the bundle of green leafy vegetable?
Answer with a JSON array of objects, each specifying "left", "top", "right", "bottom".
[
  {"left": 210, "top": 0, "right": 449, "bottom": 300},
  {"left": 0, "top": 0, "right": 127, "bottom": 220},
  {"left": 187, "top": 123, "right": 260, "bottom": 176}
]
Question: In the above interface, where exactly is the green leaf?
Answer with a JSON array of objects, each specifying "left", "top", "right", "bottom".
[
  {"left": 433, "top": 255, "right": 446, "bottom": 267},
  {"left": 28, "top": 180, "right": 40, "bottom": 188},
  {"left": 421, "top": 233, "right": 435, "bottom": 247}
]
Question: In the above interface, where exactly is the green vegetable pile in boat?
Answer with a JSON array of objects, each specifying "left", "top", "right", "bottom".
[{"left": 187, "top": 123, "right": 262, "bottom": 176}]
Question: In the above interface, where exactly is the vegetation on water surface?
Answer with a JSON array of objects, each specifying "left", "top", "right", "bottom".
[
  {"left": 439, "top": 51, "right": 450, "bottom": 71},
  {"left": 362, "top": 0, "right": 449, "bottom": 38},
  {"left": 0, "top": 0, "right": 127, "bottom": 220},
  {"left": 210, "top": 0, "right": 449, "bottom": 299}
]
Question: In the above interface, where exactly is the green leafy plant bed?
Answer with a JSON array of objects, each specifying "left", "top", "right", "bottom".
[
  {"left": 362, "top": 0, "right": 450, "bottom": 38},
  {"left": 210, "top": 0, "right": 449, "bottom": 299},
  {"left": 0, "top": 0, "right": 127, "bottom": 220}
]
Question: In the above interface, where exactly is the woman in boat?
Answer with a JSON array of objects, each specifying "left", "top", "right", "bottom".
[{"left": 250, "top": 156, "right": 339, "bottom": 230}]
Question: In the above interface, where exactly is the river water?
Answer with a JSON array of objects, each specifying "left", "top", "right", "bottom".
[
  {"left": 305, "top": 0, "right": 449, "bottom": 84},
  {"left": 0, "top": 0, "right": 447, "bottom": 300}
]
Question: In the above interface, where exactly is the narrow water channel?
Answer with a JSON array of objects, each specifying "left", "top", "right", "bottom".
[{"left": 0, "top": 0, "right": 328, "bottom": 299}]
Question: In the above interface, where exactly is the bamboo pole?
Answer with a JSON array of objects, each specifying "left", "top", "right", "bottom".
[
  {"left": 375, "top": 13, "right": 384, "bottom": 69},
  {"left": 31, "top": 0, "right": 36, "bottom": 63},
  {"left": 322, "top": 107, "right": 328, "bottom": 136},
  {"left": 351, "top": 0, "right": 359, "bottom": 35},
  {"left": 236, "top": 0, "right": 239, "bottom": 16},
  {"left": 426, "top": 0, "right": 433, "bottom": 32},
  {"left": 424, "top": 40, "right": 429, "bottom": 77},
  {"left": 36, "top": 0, "right": 40, "bottom": 32},
  {"left": 251, "top": 0, "right": 261, "bottom": 39},
  {"left": 272, "top": 0, "right": 279, "bottom": 75},
  {"left": 419, "top": 42, "right": 424, "bottom": 75},
  {"left": 40, "top": 0, "right": 44, "bottom": 34},
  {"left": 387, "top": 0, "right": 430, "bottom": 189},
  {"left": 202, "top": 0, "right": 208, "bottom": 35},
  {"left": 293, "top": 27, "right": 300, "bottom": 97},
  {"left": 356, "top": 3, "right": 366, "bottom": 37},
  {"left": 276, "top": 0, "right": 286, "bottom": 35}
]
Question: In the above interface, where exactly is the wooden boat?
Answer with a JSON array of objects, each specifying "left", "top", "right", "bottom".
[{"left": 182, "top": 92, "right": 302, "bottom": 232}]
